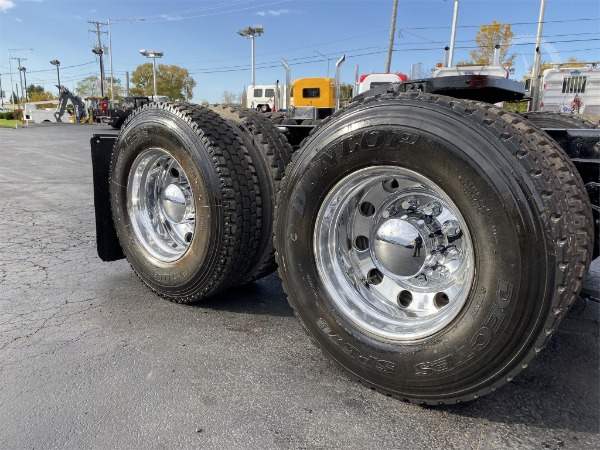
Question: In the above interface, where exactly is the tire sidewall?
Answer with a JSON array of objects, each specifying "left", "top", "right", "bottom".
[{"left": 277, "top": 99, "right": 553, "bottom": 397}]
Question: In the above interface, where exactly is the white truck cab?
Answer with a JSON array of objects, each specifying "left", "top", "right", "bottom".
[{"left": 246, "top": 84, "right": 286, "bottom": 111}]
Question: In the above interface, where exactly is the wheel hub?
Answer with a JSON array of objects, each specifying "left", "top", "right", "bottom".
[
  {"left": 127, "top": 148, "right": 196, "bottom": 262},
  {"left": 373, "top": 218, "right": 425, "bottom": 277},
  {"left": 314, "top": 166, "right": 474, "bottom": 341},
  {"left": 161, "top": 184, "right": 188, "bottom": 223}
]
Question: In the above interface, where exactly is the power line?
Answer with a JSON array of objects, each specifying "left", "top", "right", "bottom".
[
  {"left": 397, "top": 17, "right": 600, "bottom": 31},
  {"left": 184, "top": 36, "right": 600, "bottom": 74}
]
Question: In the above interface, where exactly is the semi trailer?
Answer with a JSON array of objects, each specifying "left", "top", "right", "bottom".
[{"left": 91, "top": 71, "right": 598, "bottom": 405}]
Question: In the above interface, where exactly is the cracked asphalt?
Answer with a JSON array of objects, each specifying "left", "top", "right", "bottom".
[{"left": 0, "top": 123, "right": 598, "bottom": 449}]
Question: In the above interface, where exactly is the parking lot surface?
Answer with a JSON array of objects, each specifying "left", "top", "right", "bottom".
[{"left": 0, "top": 123, "right": 598, "bottom": 449}]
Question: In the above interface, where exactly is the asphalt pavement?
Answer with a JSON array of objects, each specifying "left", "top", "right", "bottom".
[{"left": 0, "top": 123, "right": 598, "bottom": 449}]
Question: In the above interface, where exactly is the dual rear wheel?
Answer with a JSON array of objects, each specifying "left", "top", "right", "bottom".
[{"left": 109, "top": 97, "right": 593, "bottom": 403}]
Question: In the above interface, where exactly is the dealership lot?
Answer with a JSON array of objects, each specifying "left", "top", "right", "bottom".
[{"left": 0, "top": 123, "right": 598, "bottom": 449}]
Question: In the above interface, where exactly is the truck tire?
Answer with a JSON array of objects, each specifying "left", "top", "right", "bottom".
[
  {"left": 520, "top": 111, "right": 599, "bottom": 129},
  {"left": 519, "top": 110, "right": 599, "bottom": 259},
  {"left": 209, "top": 105, "right": 294, "bottom": 283},
  {"left": 110, "top": 102, "right": 262, "bottom": 302},
  {"left": 275, "top": 92, "right": 593, "bottom": 404},
  {"left": 264, "top": 112, "right": 285, "bottom": 124}
]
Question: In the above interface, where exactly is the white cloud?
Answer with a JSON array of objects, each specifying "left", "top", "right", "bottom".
[
  {"left": 15, "top": 16, "right": 22, "bottom": 21},
  {"left": 0, "top": 0, "right": 15, "bottom": 13},
  {"left": 255, "top": 9, "right": 295, "bottom": 17},
  {"left": 159, "top": 14, "right": 183, "bottom": 21}
]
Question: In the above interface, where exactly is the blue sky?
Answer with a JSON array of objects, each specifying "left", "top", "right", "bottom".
[{"left": 0, "top": 0, "right": 598, "bottom": 103}]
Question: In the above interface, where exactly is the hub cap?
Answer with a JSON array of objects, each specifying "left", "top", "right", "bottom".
[
  {"left": 128, "top": 148, "right": 195, "bottom": 262},
  {"left": 314, "top": 166, "right": 474, "bottom": 341}
]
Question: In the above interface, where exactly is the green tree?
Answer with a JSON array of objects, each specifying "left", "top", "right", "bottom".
[
  {"left": 26, "top": 85, "right": 44, "bottom": 96},
  {"left": 29, "top": 91, "right": 56, "bottom": 102},
  {"left": 130, "top": 64, "right": 153, "bottom": 96},
  {"left": 76, "top": 76, "right": 100, "bottom": 98},
  {"left": 75, "top": 76, "right": 123, "bottom": 99},
  {"left": 130, "top": 63, "right": 196, "bottom": 100},
  {"left": 468, "top": 21, "right": 516, "bottom": 66}
]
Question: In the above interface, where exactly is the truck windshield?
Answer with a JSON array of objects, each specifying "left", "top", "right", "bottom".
[{"left": 303, "top": 88, "right": 320, "bottom": 98}]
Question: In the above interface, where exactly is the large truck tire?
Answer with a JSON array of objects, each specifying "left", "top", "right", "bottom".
[
  {"left": 209, "top": 105, "right": 294, "bottom": 283},
  {"left": 110, "top": 102, "right": 262, "bottom": 302},
  {"left": 520, "top": 111, "right": 599, "bottom": 129},
  {"left": 275, "top": 92, "right": 593, "bottom": 404},
  {"left": 519, "top": 110, "right": 599, "bottom": 259}
]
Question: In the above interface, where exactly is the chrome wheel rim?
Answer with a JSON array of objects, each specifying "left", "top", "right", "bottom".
[
  {"left": 314, "top": 166, "right": 474, "bottom": 341},
  {"left": 128, "top": 148, "right": 195, "bottom": 262}
]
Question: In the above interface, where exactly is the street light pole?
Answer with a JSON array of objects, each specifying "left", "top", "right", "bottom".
[
  {"left": 139, "top": 50, "right": 164, "bottom": 98},
  {"left": 237, "top": 25, "right": 264, "bottom": 86},
  {"left": 50, "top": 60, "right": 61, "bottom": 89},
  {"left": 313, "top": 50, "right": 331, "bottom": 78}
]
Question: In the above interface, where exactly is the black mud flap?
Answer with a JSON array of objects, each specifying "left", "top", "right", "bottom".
[{"left": 90, "top": 133, "right": 124, "bottom": 261}]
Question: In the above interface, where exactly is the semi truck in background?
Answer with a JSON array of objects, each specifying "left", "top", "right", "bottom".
[
  {"left": 246, "top": 84, "right": 284, "bottom": 112},
  {"left": 246, "top": 72, "right": 409, "bottom": 113},
  {"left": 531, "top": 63, "right": 600, "bottom": 114}
]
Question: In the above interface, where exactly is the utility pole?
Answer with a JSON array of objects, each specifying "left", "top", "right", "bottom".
[
  {"left": 11, "top": 57, "right": 27, "bottom": 105},
  {"left": 19, "top": 67, "right": 28, "bottom": 102},
  {"left": 0, "top": 73, "right": 3, "bottom": 107},
  {"left": 7, "top": 48, "right": 32, "bottom": 109},
  {"left": 529, "top": 0, "right": 547, "bottom": 112},
  {"left": 385, "top": 0, "right": 399, "bottom": 73},
  {"left": 88, "top": 20, "right": 107, "bottom": 97}
]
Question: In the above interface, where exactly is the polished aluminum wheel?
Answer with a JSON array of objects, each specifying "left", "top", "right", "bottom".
[
  {"left": 128, "top": 148, "right": 195, "bottom": 262},
  {"left": 314, "top": 166, "right": 474, "bottom": 341}
]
